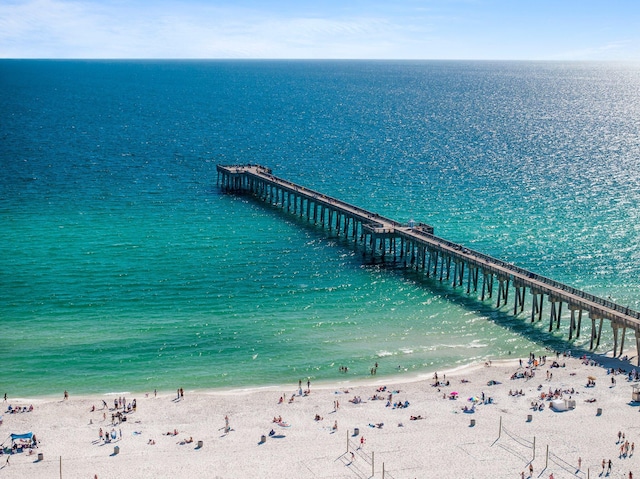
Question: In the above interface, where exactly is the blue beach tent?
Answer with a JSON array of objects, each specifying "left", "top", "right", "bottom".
[{"left": 11, "top": 432, "right": 33, "bottom": 443}]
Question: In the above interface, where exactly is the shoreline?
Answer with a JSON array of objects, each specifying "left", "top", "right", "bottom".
[
  {"left": 3, "top": 350, "right": 640, "bottom": 478},
  {"left": 0, "top": 358, "right": 533, "bottom": 403},
  {"left": 6, "top": 348, "right": 637, "bottom": 404}
]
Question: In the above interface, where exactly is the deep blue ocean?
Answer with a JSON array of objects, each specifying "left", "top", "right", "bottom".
[{"left": 1, "top": 60, "right": 639, "bottom": 397}]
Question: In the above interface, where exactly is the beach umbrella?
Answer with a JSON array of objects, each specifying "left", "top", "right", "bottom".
[
  {"left": 588, "top": 376, "right": 596, "bottom": 380},
  {"left": 450, "top": 391, "right": 458, "bottom": 396}
]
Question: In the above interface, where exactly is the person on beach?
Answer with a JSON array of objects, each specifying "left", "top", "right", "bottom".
[
  {"left": 529, "top": 463, "right": 533, "bottom": 477},
  {"left": 64, "top": 390, "right": 68, "bottom": 400}
]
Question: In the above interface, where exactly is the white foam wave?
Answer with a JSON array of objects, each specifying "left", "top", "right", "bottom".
[{"left": 376, "top": 350, "right": 395, "bottom": 358}]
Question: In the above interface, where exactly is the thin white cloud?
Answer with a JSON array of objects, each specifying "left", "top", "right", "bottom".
[
  {"left": 0, "top": 0, "right": 638, "bottom": 60},
  {"left": 0, "top": 0, "right": 397, "bottom": 58}
]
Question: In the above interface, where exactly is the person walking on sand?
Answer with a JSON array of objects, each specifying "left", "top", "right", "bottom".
[
  {"left": 529, "top": 463, "right": 533, "bottom": 477},
  {"left": 608, "top": 459, "right": 612, "bottom": 473},
  {"left": 578, "top": 456, "right": 582, "bottom": 470}
]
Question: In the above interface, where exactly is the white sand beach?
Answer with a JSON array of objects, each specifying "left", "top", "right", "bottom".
[{"left": 2, "top": 352, "right": 640, "bottom": 479}]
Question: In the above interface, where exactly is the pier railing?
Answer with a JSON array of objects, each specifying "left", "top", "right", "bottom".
[{"left": 411, "top": 229, "right": 640, "bottom": 322}]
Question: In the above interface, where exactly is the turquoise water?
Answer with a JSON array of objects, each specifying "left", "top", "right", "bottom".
[{"left": 1, "top": 60, "right": 640, "bottom": 397}]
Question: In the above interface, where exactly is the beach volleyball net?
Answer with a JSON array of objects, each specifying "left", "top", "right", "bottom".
[
  {"left": 344, "top": 433, "right": 398, "bottom": 479},
  {"left": 497, "top": 418, "right": 586, "bottom": 478},
  {"left": 498, "top": 422, "right": 535, "bottom": 464}
]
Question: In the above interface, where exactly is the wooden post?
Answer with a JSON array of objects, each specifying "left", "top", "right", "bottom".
[
  {"left": 498, "top": 416, "right": 502, "bottom": 439},
  {"left": 538, "top": 294, "right": 544, "bottom": 321},
  {"left": 481, "top": 273, "right": 486, "bottom": 300},
  {"left": 620, "top": 326, "right": 626, "bottom": 357},
  {"left": 549, "top": 300, "right": 556, "bottom": 332},
  {"left": 346, "top": 430, "right": 349, "bottom": 453},
  {"left": 556, "top": 301, "right": 562, "bottom": 329},
  {"left": 545, "top": 444, "right": 549, "bottom": 468},
  {"left": 372, "top": 451, "right": 375, "bottom": 477},
  {"left": 612, "top": 323, "right": 619, "bottom": 356},
  {"left": 596, "top": 318, "right": 604, "bottom": 349},
  {"left": 533, "top": 436, "right": 536, "bottom": 461}
]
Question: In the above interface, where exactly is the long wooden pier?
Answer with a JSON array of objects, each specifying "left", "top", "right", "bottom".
[{"left": 217, "top": 164, "right": 640, "bottom": 363}]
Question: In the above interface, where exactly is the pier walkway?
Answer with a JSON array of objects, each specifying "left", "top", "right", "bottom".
[{"left": 217, "top": 164, "right": 640, "bottom": 363}]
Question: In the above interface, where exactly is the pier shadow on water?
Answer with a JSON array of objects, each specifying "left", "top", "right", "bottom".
[{"left": 233, "top": 191, "right": 633, "bottom": 371}]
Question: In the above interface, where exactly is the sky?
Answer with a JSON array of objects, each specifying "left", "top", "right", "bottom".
[{"left": 1, "top": 0, "right": 639, "bottom": 60}]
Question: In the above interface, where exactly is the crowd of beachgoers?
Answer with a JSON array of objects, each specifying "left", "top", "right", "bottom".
[{"left": 2, "top": 349, "right": 640, "bottom": 478}]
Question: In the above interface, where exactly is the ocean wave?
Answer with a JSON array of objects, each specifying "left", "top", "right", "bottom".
[{"left": 376, "top": 350, "right": 395, "bottom": 358}]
